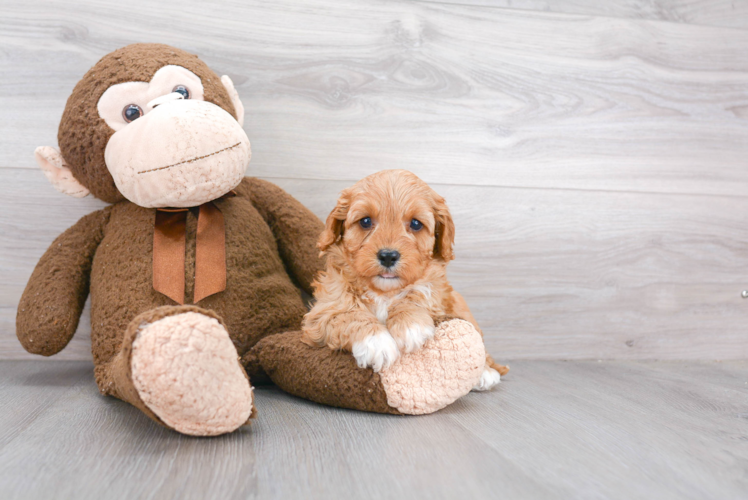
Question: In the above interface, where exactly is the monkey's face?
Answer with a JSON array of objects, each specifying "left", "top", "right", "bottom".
[
  {"left": 97, "top": 65, "right": 250, "bottom": 208},
  {"left": 36, "top": 44, "right": 251, "bottom": 207}
]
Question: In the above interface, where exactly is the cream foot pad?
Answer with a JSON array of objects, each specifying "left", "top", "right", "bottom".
[{"left": 132, "top": 312, "right": 253, "bottom": 436}]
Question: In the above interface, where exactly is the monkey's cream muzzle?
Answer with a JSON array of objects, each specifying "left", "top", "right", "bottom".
[{"left": 105, "top": 99, "right": 250, "bottom": 208}]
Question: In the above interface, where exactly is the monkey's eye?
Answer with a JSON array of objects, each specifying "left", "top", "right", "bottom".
[
  {"left": 410, "top": 219, "right": 423, "bottom": 231},
  {"left": 172, "top": 85, "right": 190, "bottom": 99},
  {"left": 359, "top": 217, "right": 373, "bottom": 229},
  {"left": 122, "top": 104, "right": 144, "bottom": 123}
]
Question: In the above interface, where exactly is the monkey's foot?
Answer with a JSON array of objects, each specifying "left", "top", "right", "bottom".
[
  {"left": 130, "top": 309, "right": 253, "bottom": 436},
  {"left": 377, "top": 318, "right": 486, "bottom": 414}
]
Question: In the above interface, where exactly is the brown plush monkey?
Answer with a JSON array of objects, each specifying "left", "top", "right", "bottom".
[
  {"left": 18, "top": 44, "right": 489, "bottom": 435},
  {"left": 18, "top": 43, "right": 324, "bottom": 435}
]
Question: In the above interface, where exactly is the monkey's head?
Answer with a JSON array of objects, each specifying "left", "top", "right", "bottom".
[{"left": 35, "top": 43, "right": 250, "bottom": 207}]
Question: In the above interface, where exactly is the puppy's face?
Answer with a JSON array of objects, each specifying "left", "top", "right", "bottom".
[{"left": 320, "top": 170, "right": 455, "bottom": 293}]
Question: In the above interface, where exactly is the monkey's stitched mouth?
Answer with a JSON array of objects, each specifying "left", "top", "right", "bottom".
[{"left": 137, "top": 142, "right": 242, "bottom": 174}]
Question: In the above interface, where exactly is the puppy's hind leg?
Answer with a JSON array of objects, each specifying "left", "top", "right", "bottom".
[
  {"left": 472, "top": 362, "right": 502, "bottom": 392},
  {"left": 486, "top": 353, "right": 510, "bottom": 376}
]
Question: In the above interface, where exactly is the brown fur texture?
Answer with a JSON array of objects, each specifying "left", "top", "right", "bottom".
[
  {"left": 17, "top": 44, "right": 322, "bottom": 396},
  {"left": 251, "top": 315, "right": 466, "bottom": 414},
  {"left": 58, "top": 43, "right": 236, "bottom": 203},
  {"left": 16, "top": 209, "right": 111, "bottom": 355},
  {"left": 18, "top": 177, "right": 323, "bottom": 379},
  {"left": 17, "top": 44, "right": 330, "bottom": 433},
  {"left": 252, "top": 330, "right": 402, "bottom": 415},
  {"left": 302, "top": 170, "right": 508, "bottom": 375}
]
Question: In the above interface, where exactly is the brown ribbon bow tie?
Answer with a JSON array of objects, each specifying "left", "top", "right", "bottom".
[{"left": 153, "top": 193, "right": 234, "bottom": 305}]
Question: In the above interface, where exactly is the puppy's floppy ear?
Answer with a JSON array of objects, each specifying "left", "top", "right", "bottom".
[
  {"left": 318, "top": 189, "right": 351, "bottom": 252},
  {"left": 433, "top": 194, "right": 455, "bottom": 261}
]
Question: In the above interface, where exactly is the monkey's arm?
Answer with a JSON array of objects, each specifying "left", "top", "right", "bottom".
[
  {"left": 16, "top": 207, "right": 111, "bottom": 356},
  {"left": 239, "top": 177, "right": 325, "bottom": 294}
]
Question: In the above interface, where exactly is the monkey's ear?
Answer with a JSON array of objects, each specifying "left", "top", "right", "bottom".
[
  {"left": 34, "top": 146, "right": 90, "bottom": 198},
  {"left": 221, "top": 75, "right": 245, "bottom": 127}
]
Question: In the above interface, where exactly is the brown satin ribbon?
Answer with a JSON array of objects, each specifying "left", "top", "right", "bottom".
[
  {"left": 153, "top": 209, "right": 188, "bottom": 304},
  {"left": 153, "top": 195, "right": 232, "bottom": 304}
]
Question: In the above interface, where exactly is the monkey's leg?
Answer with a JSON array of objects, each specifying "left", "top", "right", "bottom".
[
  {"left": 251, "top": 317, "right": 486, "bottom": 415},
  {"left": 95, "top": 305, "right": 254, "bottom": 436}
]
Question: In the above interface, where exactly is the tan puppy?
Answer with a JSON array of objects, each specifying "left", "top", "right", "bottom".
[{"left": 302, "top": 170, "right": 508, "bottom": 391}]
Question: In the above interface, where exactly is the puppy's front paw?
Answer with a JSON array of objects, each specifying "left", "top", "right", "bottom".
[
  {"left": 388, "top": 317, "right": 435, "bottom": 353},
  {"left": 352, "top": 331, "right": 400, "bottom": 372},
  {"left": 471, "top": 366, "right": 501, "bottom": 392}
]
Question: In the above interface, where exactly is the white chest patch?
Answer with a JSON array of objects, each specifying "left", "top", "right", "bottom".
[
  {"left": 374, "top": 295, "right": 390, "bottom": 324},
  {"left": 365, "top": 284, "right": 435, "bottom": 325},
  {"left": 364, "top": 291, "right": 391, "bottom": 325}
]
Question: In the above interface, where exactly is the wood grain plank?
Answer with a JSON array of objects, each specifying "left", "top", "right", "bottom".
[
  {"left": 414, "top": 0, "right": 748, "bottom": 30},
  {"left": 0, "top": 360, "right": 745, "bottom": 499},
  {"left": 0, "top": 361, "right": 262, "bottom": 500},
  {"left": 0, "top": 361, "right": 550, "bottom": 500},
  {"left": 2, "top": 0, "right": 748, "bottom": 197},
  {"left": 2, "top": 171, "right": 746, "bottom": 360},
  {"left": 446, "top": 360, "right": 748, "bottom": 499},
  {"left": 249, "top": 383, "right": 551, "bottom": 499},
  {"left": 0, "top": 361, "right": 92, "bottom": 449}
]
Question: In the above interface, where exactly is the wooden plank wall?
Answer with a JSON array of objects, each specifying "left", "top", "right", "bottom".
[{"left": 1, "top": 0, "right": 746, "bottom": 360}]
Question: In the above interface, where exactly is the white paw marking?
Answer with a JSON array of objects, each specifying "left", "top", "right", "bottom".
[
  {"left": 352, "top": 331, "right": 400, "bottom": 372},
  {"left": 400, "top": 323, "right": 435, "bottom": 353},
  {"left": 472, "top": 367, "right": 501, "bottom": 392}
]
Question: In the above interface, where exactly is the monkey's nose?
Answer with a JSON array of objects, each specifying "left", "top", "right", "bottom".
[
  {"left": 147, "top": 92, "right": 185, "bottom": 109},
  {"left": 377, "top": 249, "right": 400, "bottom": 268}
]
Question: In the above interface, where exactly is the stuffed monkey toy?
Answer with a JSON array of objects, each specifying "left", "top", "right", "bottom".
[{"left": 17, "top": 44, "right": 488, "bottom": 436}]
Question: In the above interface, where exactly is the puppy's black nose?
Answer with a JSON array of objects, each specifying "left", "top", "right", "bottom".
[{"left": 377, "top": 249, "right": 400, "bottom": 268}]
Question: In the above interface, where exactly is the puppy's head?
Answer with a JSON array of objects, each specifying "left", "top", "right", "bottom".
[{"left": 319, "top": 170, "right": 455, "bottom": 292}]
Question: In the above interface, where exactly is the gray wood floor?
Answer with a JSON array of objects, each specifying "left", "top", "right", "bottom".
[{"left": 1, "top": 360, "right": 746, "bottom": 500}]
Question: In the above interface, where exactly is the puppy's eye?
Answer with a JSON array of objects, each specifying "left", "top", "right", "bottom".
[
  {"left": 359, "top": 217, "right": 373, "bottom": 229},
  {"left": 410, "top": 219, "right": 423, "bottom": 231},
  {"left": 172, "top": 85, "right": 190, "bottom": 99},
  {"left": 122, "top": 104, "right": 144, "bottom": 123}
]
